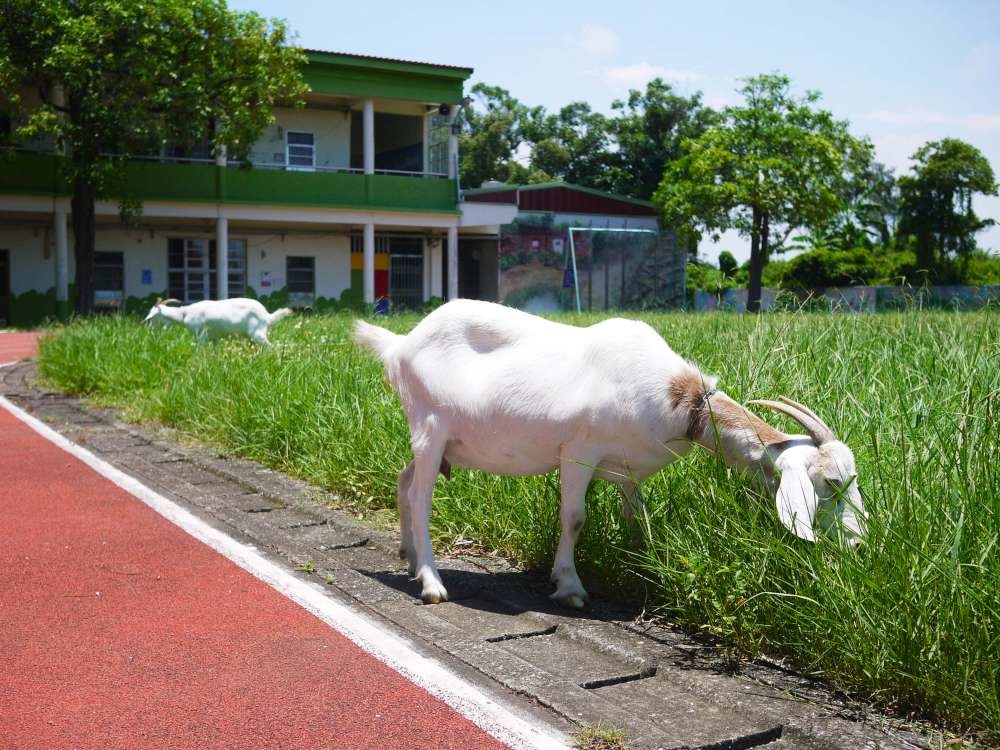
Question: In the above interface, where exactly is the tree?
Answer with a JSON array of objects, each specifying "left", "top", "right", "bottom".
[
  {"left": 459, "top": 84, "right": 549, "bottom": 189},
  {"left": 606, "top": 78, "right": 717, "bottom": 200},
  {"left": 654, "top": 74, "right": 871, "bottom": 311},
  {"left": 1, "top": 0, "right": 307, "bottom": 313},
  {"left": 528, "top": 101, "right": 612, "bottom": 188},
  {"left": 718, "top": 250, "right": 738, "bottom": 277},
  {"left": 897, "top": 138, "right": 997, "bottom": 281}
]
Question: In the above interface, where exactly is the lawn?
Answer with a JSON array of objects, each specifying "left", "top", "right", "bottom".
[{"left": 37, "top": 309, "right": 999, "bottom": 741}]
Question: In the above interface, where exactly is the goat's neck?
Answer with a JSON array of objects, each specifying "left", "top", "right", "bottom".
[{"left": 690, "top": 391, "right": 789, "bottom": 472}]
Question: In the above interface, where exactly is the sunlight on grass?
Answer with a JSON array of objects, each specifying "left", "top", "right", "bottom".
[{"left": 37, "top": 309, "right": 1000, "bottom": 740}]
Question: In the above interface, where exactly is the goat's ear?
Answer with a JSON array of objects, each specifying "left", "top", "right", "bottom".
[{"left": 775, "top": 464, "right": 818, "bottom": 542}]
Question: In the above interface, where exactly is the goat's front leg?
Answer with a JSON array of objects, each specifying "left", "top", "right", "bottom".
[
  {"left": 396, "top": 461, "right": 417, "bottom": 577},
  {"left": 551, "top": 454, "right": 596, "bottom": 609},
  {"left": 617, "top": 479, "right": 644, "bottom": 524},
  {"left": 407, "top": 421, "right": 449, "bottom": 604}
]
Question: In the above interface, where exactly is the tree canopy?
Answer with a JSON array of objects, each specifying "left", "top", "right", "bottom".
[
  {"left": 897, "top": 138, "right": 998, "bottom": 281},
  {"left": 0, "top": 0, "right": 307, "bottom": 312},
  {"left": 458, "top": 78, "right": 713, "bottom": 200},
  {"left": 653, "top": 73, "right": 872, "bottom": 310}
]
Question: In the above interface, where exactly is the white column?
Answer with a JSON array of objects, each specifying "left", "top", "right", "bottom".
[
  {"left": 54, "top": 208, "right": 69, "bottom": 308},
  {"left": 363, "top": 99, "right": 375, "bottom": 175},
  {"left": 430, "top": 238, "right": 443, "bottom": 299},
  {"left": 215, "top": 143, "right": 227, "bottom": 167},
  {"left": 447, "top": 107, "right": 459, "bottom": 180},
  {"left": 216, "top": 215, "right": 228, "bottom": 300},
  {"left": 447, "top": 225, "right": 459, "bottom": 300},
  {"left": 422, "top": 238, "right": 431, "bottom": 302},
  {"left": 363, "top": 222, "right": 375, "bottom": 304}
]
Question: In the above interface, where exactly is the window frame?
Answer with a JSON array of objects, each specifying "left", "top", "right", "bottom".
[
  {"left": 93, "top": 251, "right": 125, "bottom": 311},
  {"left": 285, "top": 130, "right": 316, "bottom": 171},
  {"left": 286, "top": 255, "right": 316, "bottom": 308}
]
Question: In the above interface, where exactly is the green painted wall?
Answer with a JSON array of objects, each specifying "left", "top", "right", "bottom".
[{"left": 0, "top": 152, "right": 458, "bottom": 213}]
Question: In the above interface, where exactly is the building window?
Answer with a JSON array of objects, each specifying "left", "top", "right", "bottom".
[
  {"left": 286, "top": 256, "right": 315, "bottom": 308},
  {"left": 167, "top": 238, "right": 246, "bottom": 302},
  {"left": 427, "top": 112, "right": 449, "bottom": 175},
  {"left": 94, "top": 251, "right": 124, "bottom": 311},
  {"left": 219, "top": 239, "right": 247, "bottom": 297},
  {"left": 286, "top": 131, "right": 315, "bottom": 170}
]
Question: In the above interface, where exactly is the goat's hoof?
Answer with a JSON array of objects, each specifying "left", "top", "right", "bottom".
[
  {"left": 420, "top": 583, "right": 449, "bottom": 605},
  {"left": 550, "top": 589, "right": 589, "bottom": 609}
]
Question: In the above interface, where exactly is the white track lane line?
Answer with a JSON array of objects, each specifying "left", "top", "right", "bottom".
[{"left": 0, "top": 394, "right": 570, "bottom": 750}]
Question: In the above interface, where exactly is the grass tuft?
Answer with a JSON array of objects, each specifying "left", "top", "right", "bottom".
[{"left": 572, "top": 722, "right": 628, "bottom": 750}]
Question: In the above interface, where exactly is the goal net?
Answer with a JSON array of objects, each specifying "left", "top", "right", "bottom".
[{"left": 498, "top": 220, "right": 687, "bottom": 313}]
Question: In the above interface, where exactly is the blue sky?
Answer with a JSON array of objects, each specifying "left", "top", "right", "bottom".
[{"left": 231, "top": 0, "right": 1000, "bottom": 263}]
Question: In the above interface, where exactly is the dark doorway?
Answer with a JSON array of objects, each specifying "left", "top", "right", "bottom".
[
  {"left": 388, "top": 237, "right": 424, "bottom": 310},
  {"left": 0, "top": 249, "right": 9, "bottom": 326},
  {"left": 459, "top": 248, "right": 480, "bottom": 300}
]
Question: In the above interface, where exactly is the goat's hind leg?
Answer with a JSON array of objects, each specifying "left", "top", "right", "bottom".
[
  {"left": 397, "top": 461, "right": 417, "bottom": 576},
  {"left": 406, "top": 418, "right": 449, "bottom": 604},
  {"left": 551, "top": 453, "right": 596, "bottom": 609}
]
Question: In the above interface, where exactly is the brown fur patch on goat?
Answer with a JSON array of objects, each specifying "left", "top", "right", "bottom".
[
  {"left": 669, "top": 369, "right": 788, "bottom": 446},
  {"left": 668, "top": 368, "right": 714, "bottom": 440}
]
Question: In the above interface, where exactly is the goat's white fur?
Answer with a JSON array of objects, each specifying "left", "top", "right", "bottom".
[
  {"left": 355, "top": 299, "right": 866, "bottom": 607},
  {"left": 143, "top": 298, "right": 292, "bottom": 345}
]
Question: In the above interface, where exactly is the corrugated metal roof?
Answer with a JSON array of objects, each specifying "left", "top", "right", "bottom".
[
  {"left": 464, "top": 181, "right": 654, "bottom": 208},
  {"left": 303, "top": 49, "right": 473, "bottom": 73}
]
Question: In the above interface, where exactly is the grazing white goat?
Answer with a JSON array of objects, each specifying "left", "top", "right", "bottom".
[
  {"left": 355, "top": 299, "right": 866, "bottom": 608},
  {"left": 143, "top": 297, "right": 292, "bottom": 345}
]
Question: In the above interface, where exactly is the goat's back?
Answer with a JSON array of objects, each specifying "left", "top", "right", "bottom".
[{"left": 389, "top": 300, "right": 690, "bottom": 422}]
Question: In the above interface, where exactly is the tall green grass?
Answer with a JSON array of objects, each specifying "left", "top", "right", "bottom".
[{"left": 38, "top": 310, "right": 999, "bottom": 740}]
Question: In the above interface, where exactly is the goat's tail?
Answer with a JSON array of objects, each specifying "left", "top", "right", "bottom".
[
  {"left": 269, "top": 307, "right": 294, "bottom": 324},
  {"left": 353, "top": 319, "right": 400, "bottom": 362}
]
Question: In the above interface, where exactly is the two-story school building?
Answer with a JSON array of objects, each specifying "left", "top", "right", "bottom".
[{"left": 0, "top": 50, "right": 517, "bottom": 326}]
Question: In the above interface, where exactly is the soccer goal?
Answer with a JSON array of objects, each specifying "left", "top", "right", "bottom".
[{"left": 564, "top": 227, "right": 687, "bottom": 312}]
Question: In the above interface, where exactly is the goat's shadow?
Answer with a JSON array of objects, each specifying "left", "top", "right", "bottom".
[
  {"left": 357, "top": 566, "right": 636, "bottom": 623},
  {"left": 356, "top": 565, "right": 821, "bottom": 683}
]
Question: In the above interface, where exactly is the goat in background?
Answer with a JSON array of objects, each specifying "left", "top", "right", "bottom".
[{"left": 144, "top": 297, "right": 292, "bottom": 345}]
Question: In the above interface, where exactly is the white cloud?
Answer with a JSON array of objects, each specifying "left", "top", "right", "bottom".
[
  {"left": 864, "top": 109, "right": 1000, "bottom": 132},
  {"left": 578, "top": 25, "right": 618, "bottom": 57},
  {"left": 603, "top": 62, "right": 699, "bottom": 89}
]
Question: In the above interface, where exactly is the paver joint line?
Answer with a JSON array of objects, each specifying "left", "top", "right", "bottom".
[
  {"left": 486, "top": 625, "right": 560, "bottom": 643},
  {"left": 580, "top": 667, "right": 658, "bottom": 691}
]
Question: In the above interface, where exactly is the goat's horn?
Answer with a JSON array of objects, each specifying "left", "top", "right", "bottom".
[
  {"left": 747, "top": 398, "right": 837, "bottom": 445},
  {"left": 779, "top": 396, "right": 825, "bottom": 424},
  {"left": 160, "top": 298, "right": 182, "bottom": 306}
]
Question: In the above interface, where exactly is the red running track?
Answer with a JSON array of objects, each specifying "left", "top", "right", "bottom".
[
  {"left": 0, "top": 404, "right": 507, "bottom": 749},
  {"left": 0, "top": 332, "right": 42, "bottom": 364}
]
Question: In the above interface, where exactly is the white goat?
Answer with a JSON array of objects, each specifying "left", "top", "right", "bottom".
[
  {"left": 355, "top": 299, "right": 867, "bottom": 608},
  {"left": 143, "top": 297, "right": 292, "bottom": 345}
]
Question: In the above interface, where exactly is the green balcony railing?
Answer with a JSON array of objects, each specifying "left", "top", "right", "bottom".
[{"left": 0, "top": 151, "right": 458, "bottom": 214}]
